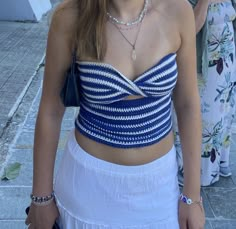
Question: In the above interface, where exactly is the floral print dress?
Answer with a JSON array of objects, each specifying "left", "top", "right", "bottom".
[{"left": 173, "top": 0, "right": 236, "bottom": 186}]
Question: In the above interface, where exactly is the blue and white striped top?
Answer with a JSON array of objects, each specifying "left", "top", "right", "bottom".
[{"left": 75, "top": 53, "right": 178, "bottom": 148}]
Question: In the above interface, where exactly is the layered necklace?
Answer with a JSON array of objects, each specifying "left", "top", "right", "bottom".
[{"left": 107, "top": 0, "right": 149, "bottom": 61}]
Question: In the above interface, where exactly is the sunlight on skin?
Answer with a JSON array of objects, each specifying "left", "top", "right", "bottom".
[{"left": 125, "top": 95, "right": 144, "bottom": 100}]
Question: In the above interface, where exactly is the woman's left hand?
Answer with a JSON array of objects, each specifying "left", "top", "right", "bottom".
[{"left": 178, "top": 201, "right": 205, "bottom": 229}]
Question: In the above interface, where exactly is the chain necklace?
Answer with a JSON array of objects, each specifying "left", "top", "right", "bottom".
[
  {"left": 111, "top": 17, "right": 144, "bottom": 61},
  {"left": 107, "top": 0, "right": 149, "bottom": 27}
]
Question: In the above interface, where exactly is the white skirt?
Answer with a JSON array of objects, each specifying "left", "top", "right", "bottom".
[{"left": 54, "top": 130, "right": 180, "bottom": 229}]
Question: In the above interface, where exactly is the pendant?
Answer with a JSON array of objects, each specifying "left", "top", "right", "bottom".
[{"left": 132, "top": 48, "right": 136, "bottom": 61}]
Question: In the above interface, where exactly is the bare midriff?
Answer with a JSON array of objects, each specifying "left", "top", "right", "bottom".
[
  {"left": 75, "top": 94, "right": 175, "bottom": 165},
  {"left": 75, "top": 128, "right": 174, "bottom": 166},
  {"left": 75, "top": 94, "right": 174, "bottom": 165}
]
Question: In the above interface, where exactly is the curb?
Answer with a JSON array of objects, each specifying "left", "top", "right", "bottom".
[{"left": 7, "top": 55, "right": 45, "bottom": 120}]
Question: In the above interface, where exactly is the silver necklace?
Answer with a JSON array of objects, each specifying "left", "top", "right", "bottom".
[
  {"left": 107, "top": 0, "right": 149, "bottom": 27},
  {"left": 111, "top": 17, "right": 144, "bottom": 61}
]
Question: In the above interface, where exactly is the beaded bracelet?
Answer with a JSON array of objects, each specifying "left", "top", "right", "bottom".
[
  {"left": 31, "top": 197, "right": 55, "bottom": 206},
  {"left": 179, "top": 193, "right": 203, "bottom": 206},
  {"left": 30, "top": 192, "right": 55, "bottom": 206}
]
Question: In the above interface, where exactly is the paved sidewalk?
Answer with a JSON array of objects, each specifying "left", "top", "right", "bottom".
[
  {"left": 0, "top": 0, "right": 61, "bottom": 179},
  {"left": 0, "top": 68, "right": 77, "bottom": 228},
  {"left": 0, "top": 18, "right": 48, "bottom": 136}
]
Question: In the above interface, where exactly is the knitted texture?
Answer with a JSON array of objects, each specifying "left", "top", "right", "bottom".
[{"left": 75, "top": 53, "right": 178, "bottom": 148}]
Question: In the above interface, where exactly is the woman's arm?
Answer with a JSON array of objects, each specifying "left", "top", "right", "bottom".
[
  {"left": 174, "top": 1, "right": 201, "bottom": 201},
  {"left": 26, "top": 2, "right": 77, "bottom": 228},
  {"left": 32, "top": 7, "right": 74, "bottom": 197},
  {"left": 192, "top": 0, "right": 209, "bottom": 34},
  {"left": 173, "top": 1, "right": 205, "bottom": 228}
]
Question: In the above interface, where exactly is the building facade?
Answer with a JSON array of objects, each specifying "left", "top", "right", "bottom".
[{"left": 0, "top": 0, "right": 52, "bottom": 22}]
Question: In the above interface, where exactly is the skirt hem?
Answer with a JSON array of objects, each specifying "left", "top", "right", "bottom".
[{"left": 55, "top": 195, "right": 179, "bottom": 229}]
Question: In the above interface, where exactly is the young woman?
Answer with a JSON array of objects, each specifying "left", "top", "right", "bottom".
[
  {"left": 174, "top": 0, "right": 236, "bottom": 186},
  {"left": 25, "top": 0, "right": 205, "bottom": 228}
]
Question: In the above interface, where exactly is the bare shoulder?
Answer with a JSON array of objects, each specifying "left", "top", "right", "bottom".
[
  {"left": 152, "top": 0, "right": 194, "bottom": 31},
  {"left": 49, "top": 0, "right": 78, "bottom": 44},
  {"left": 167, "top": 0, "right": 195, "bottom": 33},
  {"left": 171, "top": 0, "right": 194, "bottom": 24},
  {"left": 165, "top": 0, "right": 193, "bottom": 13},
  {"left": 42, "top": 0, "right": 79, "bottom": 92}
]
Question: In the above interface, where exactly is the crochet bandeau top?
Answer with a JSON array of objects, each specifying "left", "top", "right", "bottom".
[{"left": 75, "top": 53, "right": 178, "bottom": 148}]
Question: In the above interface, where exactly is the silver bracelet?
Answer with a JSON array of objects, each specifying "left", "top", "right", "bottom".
[{"left": 30, "top": 191, "right": 55, "bottom": 205}]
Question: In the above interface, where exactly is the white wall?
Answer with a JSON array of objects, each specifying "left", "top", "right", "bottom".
[{"left": 0, "top": 0, "right": 52, "bottom": 22}]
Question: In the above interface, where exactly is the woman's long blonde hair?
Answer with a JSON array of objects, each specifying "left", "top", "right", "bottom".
[
  {"left": 56, "top": 0, "right": 108, "bottom": 60},
  {"left": 76, "top": 0, "right": 108, "bottom": 60}
]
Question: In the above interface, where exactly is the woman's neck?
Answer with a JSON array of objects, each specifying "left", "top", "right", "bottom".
[{"left": 108, "top": 0, "right": 146, "bottom": 23}]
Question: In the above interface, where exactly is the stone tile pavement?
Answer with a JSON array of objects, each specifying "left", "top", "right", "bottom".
[
  {"left": 0, "top": 67, "right": 77, "bottom": 228},
  {"left": 0, "top": 18, "right": 48, "bottom": 136},
  {"left": 0, "top": 0, "right": 61, "bottom": 180}
]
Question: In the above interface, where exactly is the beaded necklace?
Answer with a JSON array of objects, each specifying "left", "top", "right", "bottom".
[
  {"left": 107, "top": 0, "right": 149, "bottom": 61},
  {"left": 106, "top": 0, "right": 149, "bottom": 26}
]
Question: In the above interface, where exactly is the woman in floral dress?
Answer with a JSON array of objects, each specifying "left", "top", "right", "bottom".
[{"left": 174, "top": 0, "right": 236, "bottom": 186}]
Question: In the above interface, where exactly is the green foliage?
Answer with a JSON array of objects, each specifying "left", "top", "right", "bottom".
[{"left": 1, "top": 162, "right": 21, "bottom": 180}]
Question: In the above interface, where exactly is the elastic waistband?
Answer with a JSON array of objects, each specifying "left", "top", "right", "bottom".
[{"left": 67, "top": 130, "right": 177, "bottom": 175}]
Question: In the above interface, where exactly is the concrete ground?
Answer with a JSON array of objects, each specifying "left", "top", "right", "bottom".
[
  {"left": 0, "top": 1, "right": 236, "bottom": 228},
  {"left": 0, "top": 0, "right": 61, "bottom": 166}
]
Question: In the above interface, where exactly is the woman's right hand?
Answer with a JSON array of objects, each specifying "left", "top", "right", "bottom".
[{"left": 25, "top": 201, "right": 59, "bottom": 229}]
